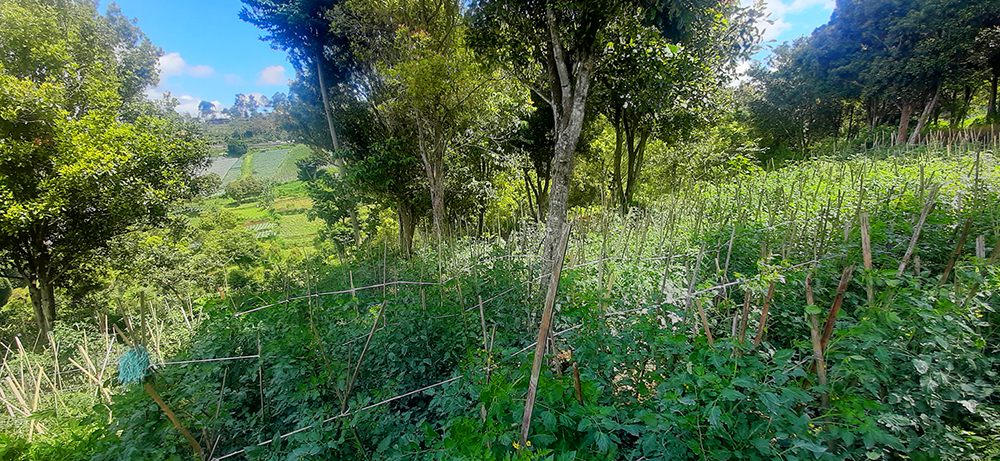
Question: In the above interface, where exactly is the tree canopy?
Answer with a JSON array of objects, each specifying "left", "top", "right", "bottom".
[{"left": 0, "top": 0, "right": 207, "bottom": 333}]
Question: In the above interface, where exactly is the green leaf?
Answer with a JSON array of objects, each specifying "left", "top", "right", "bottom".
[
  {"left": 594, "top": 431, "right": 611, "bottom": 452},
  {"left": 707, "top": 406, "right": 722, "bottom": 427},
  {"left": 720, "top": 389, "right": 746, "bottom": 401},
  {"left": 912, "top": 357, "right": 930, "bottom": 374}
]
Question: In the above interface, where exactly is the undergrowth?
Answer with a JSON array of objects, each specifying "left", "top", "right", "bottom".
[{"left": 2, "top": 148, "right": 999, "bottom": 460}]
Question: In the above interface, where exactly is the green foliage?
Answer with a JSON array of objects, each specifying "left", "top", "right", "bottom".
[
  {"left": 0, "top": 277, "right": 10, "bottom": 308},
  {"left": 227, "top": 138, "right": 249, "bottom": 157},
  {"left": 0, "top": 0, "right": 208, "bottom": 332},
  {"left": 226, "top": 175, "right": 270, "bottom": 204}
]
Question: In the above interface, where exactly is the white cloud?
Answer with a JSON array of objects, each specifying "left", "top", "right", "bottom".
[
  {"left": 157, "top": 52, "right": 214, "bottom": 84},
  {"left": 174, "top": 94, "right": 203, "bottom": 116},
  {"left": 225, "top": 74, "right": 244, "bottom": 85},
  {"left": 729, "top": 60, "right": 754, "bottom": 86},
  {"left": 159, "top": 52, "right": 186, "bottom": 78},
  {"left": 145, "top": 87, "right": 212, "bottom": 116},
  {"left": 187, "top": 64, "right": 214, "bottom": 78},
  {"left": 757, "top": 0, "right": 815, "bottom": 42},
  {"left": 763, "top": 17, "right": 793, "bottom": 42},
  {"left": 256, "top": 65, "right": 287, "bottom": 86}
]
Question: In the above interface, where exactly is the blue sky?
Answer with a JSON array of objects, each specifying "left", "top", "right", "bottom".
[
  {"left": 99, "top": 0, "right": 294, "bottom": 115},
  {"left": 101, "top": 0, "right": 834, "bottom": 116}
]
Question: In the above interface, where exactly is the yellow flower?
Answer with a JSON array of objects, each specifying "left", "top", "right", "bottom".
[
  {"left": 526, "top": 441, "right": 532, "bottom": 447},
  {"left": 513, "top": 442, "right": 520, "bottom": 449}
]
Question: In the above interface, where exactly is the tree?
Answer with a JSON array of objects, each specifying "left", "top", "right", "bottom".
[
  {"left": 371, "top": 0, "right": 521, "bottom": 240},
  {"left": 198, "top": 100, "right": 218, "bottom": 117},
  {"left": 470, "top": 0, "right": 759, "bottom": 269},
  {"left": 820, "top": 0, "right": 987, "bottom": 144},
  {"left": 227, "top": 138, "right": 249, "bottom": 156},
  {"left": 225, "top": 176, "right": 269, "bottom": 204},
  {"left": 746, "top": 39, "right": 845, "bottom": 159},
  {"left": 0, "top": 0, "right": 207, "bottom": 334},
  {"left": 241, "top": 0, "right": 363, "bottom": 244},
  {"left": 593, "top": 6, "right": 761, "bottom": 211}
]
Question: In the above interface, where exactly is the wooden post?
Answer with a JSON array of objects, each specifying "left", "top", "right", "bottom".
[
  {"left": 859, "top": 212, "right": 874, "bottom": 306},
  {"left": 820, "top": 265, "right": 855, "bottom": 352},
  {"left": 898, "top": 184, "right": 940, "bottom": 276},
  {"left": 519, "top": 225, "right": 572, "bottom": 449},
  {"left": 752, "top": 281, "right": 776, "bottom": 348},
  {"left": 145, "top": 383, "right": 204, "bottom": 459},
  {"left": 938, "top": 218, "right": 973, "bottom": 287},
  {"left": 805, "top": 276, "right": 829, "bottom": 409}
]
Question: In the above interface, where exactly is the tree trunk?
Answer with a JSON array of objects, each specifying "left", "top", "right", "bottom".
[
  {"left": 397, "top": 201, "right": 417, "bottom": 257},
  {"left": 539, "top": 5, "right": 596, "bottom": 273},
  {"left": 957, "top": 85, "right": 974, "bottom": 127},
  {"left": 989, "top": 66, "right": 998, "bottom": 124},
  {"left": 418, "top": 126, "right": 448, "bottom": 241},
  {"left": 909, "top": 86, "right": 941, "bottom": 145},
  {"left": 536, "top": 174, "right": 549, "bottom": 222},
  {"left": 316, "top": 55, "right": 361, "bottom": 245},
  {"left": 624, "top": 129, "right": 648, "bottom": 208},
  {"left": 25, "top": 271, "right": 56, "bottom": 335},
  {"left": 895, "top": 103, "right": 912, "bottom": 146},
  {"left": 611, "top": 108, "right": 625, "bottom": 208},
  {"left": 523, "top": 169, "right": 538, "bottom": 222}
]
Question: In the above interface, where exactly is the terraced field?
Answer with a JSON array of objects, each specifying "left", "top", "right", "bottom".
[{"left": 203, "top": 144, "right": 311, "bottom": 185}]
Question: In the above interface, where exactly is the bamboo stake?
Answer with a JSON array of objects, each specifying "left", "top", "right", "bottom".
[
  {"left": 145, "top": 382, "right": 204, "bottom": 459},
  {"left": 860, "top": 211, "right": 874, "bottom": 306},
  {"left": 805, "top": 276, "right": 829, "bottom": 410},
  {"left": 752, "top": 281, "right": 776, "bottom": 348},
  {"left": 898, "top": 184, "right": 940, "bottom": 276},
  {"left": 738, "top": 289, "right": 753, "bottom": 345},
  {"left": 696, "top": 300, "right": 714, "bottom": 346},
  {"left": 820, "top": 265, "right": 856, "bottom": 352},
  {"left": 938, "top": 218, "right": 974, "bottom": 287},
  {"left": 519, "top": 225, "right": 572, "bottom": 449}
]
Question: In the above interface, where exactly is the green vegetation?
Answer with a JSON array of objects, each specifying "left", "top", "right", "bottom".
[{"left": 2, "top": 0, "right": 1000, "bottom": 460}]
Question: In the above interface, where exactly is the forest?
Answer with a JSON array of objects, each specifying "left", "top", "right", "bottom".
[{"left": 1, "top": 0, "right": 999, "bottom": 460}]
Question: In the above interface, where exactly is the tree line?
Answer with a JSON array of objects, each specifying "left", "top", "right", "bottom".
[
  {"left": 242, "top": 0, "right": 764, "bottom": 264},
  {"left": 746, "top": 0, "right": 1000, "bottom": 157}
]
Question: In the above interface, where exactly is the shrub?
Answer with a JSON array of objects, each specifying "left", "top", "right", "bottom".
[{"left": 227, "top": 139, "right": 248, "bottom": 157}]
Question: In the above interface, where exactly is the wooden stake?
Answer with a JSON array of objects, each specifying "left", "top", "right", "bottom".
[
  {"left": 820, "top": 265, "right": 855, "bottom": 352},
  {"left": 938, "top": 218, "right": 973, "bottom": 286},
  {"left": 898, "top": 184, "right": 940, "bottom": 276},
  {"left": 752, "top": 281, "right": 776, "bottom": 348},
  {"left": 860, "top": 211, "right": 874, "bottom": 306},
  {"left": 805, "top": 276, "right": 829, "bottom": 409},
  {"left": 696, "top": 300, "right": 714, "bottom": 347},
  {"left": 145, "top": 382, "right": 204, "bottom": 459},
  {"left": 519, "top": 225, "right": 572, "bottom": 450}
]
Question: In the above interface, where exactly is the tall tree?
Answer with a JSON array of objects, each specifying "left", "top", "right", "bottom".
[
  {"left": 593, "top": 5, "right": 761, "bottom": 211},
  {"left": 240, "top": 0, "right": 363, "bottom": 243},
  {"left": 471, "top": 0, "right": 758, "bottom": 269},
  {"left": 0, "top": 0, "right": 207, "bottom": 334}
]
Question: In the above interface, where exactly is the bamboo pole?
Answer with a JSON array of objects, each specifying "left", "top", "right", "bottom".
[
  {"left": 898, "top": 184, "right": 940, "bottom": 276},
  {"left": 519, "top": 225, "right": 572, "bottom": 449},
  {"left": 820, "top": 265, "right": 856, "bottom": 352}
]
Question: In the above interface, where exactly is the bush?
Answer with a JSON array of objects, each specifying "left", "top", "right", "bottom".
[
  {"left": 227, "top": 139, "right": 248, "bottom": 157},
  {"left": 225, "top": 176, "right": 267, "bottom": 204}
]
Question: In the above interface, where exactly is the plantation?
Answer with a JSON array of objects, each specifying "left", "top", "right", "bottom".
[
  {"left": 2, "top": 143, "right": 999, "bottom": 460},
  {"left": 3, "top": 0, "right": 1000, "bottom": 460}
]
